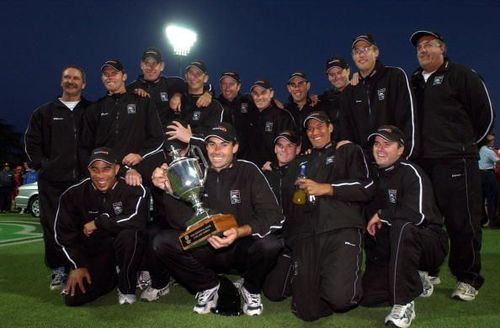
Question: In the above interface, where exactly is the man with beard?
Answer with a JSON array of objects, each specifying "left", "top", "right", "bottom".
[
  {"left": 25, "top": 65, "right": 92, "bottom": 290},
  {"left": 338, "top": 34, "right": 416, "bottom": 159},
  {"left": 409, "top": 30, "right": 494, "bottom": 301}
]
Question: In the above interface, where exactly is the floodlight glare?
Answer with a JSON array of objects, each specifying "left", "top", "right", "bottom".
[{"left": 165, "top": 25, "right": 197, "bottom": 56}]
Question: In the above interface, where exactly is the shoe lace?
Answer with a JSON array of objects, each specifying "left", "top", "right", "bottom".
[
  {"left": 196, "top": 287, "right": 216, "bottom": 304},
  {"left": 242, "top": 288, "right": 261, "bottom": 307},
  {"left": 458, "top": 282, "right": 476, "bottom": 295},
  {"left": 389, "top": 304, "right": 406, "bottom": 318}
]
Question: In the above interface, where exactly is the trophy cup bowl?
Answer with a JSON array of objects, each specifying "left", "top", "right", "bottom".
[{"left": 166, "top": 146, "right": 237, "bottom": 250}]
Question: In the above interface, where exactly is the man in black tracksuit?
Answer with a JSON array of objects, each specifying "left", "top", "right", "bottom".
[
  {"left": 54, "top": 147, "right": 148, "bottom": 306},
  {"left": 409, "top": 30, "right": 494, "bottom": 301},
  {"left": 338, "top": 34, "right": 416, "bottom": 159},
  {"left": 126, "top": 47, "right": 187, "bottom": 129},
  {"left": 150, "top": 123, "right": 284, "bottom": 316},
  {"left": 362, "top": 125, "right": 448, "bottom": 328},
  {"left": 80, "top": 59, "right": 164, "bottom": 187},
  {"left": 282, "top": 111, "right": 374, "bottom": 321},
  {"left": 247, "top": 79, "right": 295, "bottom": 168},
  {"left": 25, "top": 65, "right": 91, "bottom": 290},
  {"left": 218, "top": 71, "right": 255, "bottom": 160},
  {"left": 284, "top": 72, "right": 316, "bottom": 153}
]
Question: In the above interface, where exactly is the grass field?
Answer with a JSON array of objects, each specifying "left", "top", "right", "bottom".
[{"left": 1, "top": 213, "right": 499, "bottom": 328}]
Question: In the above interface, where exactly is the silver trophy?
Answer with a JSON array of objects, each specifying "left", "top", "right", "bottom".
[{"left": 165, "top": 145, "right": 237, "bottom": 250}]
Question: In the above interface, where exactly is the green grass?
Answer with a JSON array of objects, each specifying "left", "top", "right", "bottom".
[{"left": 1, "top": 213, "right": 500, "bottom": 327}]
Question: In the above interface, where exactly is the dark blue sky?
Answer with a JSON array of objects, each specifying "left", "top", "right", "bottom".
[{"left": 1, "top": 0, "right": 498, "bottom": 136}]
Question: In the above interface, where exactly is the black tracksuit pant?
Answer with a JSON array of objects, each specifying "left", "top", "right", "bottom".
[
  {"left": 418, "top": 158, "right": 484, "bottom": 289},
  {"left": 152, "top": 229, "right": 282, "bottom": 294},
  {"left": 362, "top": 220, "right": 448, "bottom": 306},
  {"left": 38, "top": 178, "right": 76, "bottom": 270},
  {"left": 291, "top": 228, "right": 364, "bottom": 322},
  {"left": 64, "top": 229, "right": 144, "bottom": 306}
]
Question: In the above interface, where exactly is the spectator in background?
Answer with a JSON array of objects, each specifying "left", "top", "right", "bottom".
[
  {"left": 479, "top": 133, "right": 500, "bottom": 228},
  {"left": 0, "top": 163, "right": 15, "bottom": 213},
  {"left": 22, "top": 162, "right": 38, "bottom": 184}
]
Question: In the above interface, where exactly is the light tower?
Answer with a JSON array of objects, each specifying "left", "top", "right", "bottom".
[{"left": 165, "top": 24, "right": 197, "bottom": 76}]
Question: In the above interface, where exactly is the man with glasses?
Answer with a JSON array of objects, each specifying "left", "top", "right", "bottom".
[
  {"left": 285, "top": 72, "right": 316, "bottom": 152},
  {"left": 338, "top": 34, "right": 416, "bottom": 159},
  {"left": 409, "top": 30, "right": 494, "bottom": 301}
]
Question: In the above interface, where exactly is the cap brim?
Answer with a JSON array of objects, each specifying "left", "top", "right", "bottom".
[
  {"left": 303, "top": 115, "right": 329, "bottom": 128},
  {"left": 219, "top": 75, "right": 239, "bottom": 83},
  {"left": 88, "top": 158, "right": 116, "bottom": 167},
  {"left": 274, "top": 135, "right": 297, "bottom": 145},
  {"left": 410, "top": 30, "right": 440, "bottom": 46},
  {"left": 367, "top": 132, "right": 404, "bottom": 144},
  {"left": 100, "top": 64, "right": 120, "bottom": 72},
  {"left": 204, "top": 134, "right": 232, "bottom": 143}
]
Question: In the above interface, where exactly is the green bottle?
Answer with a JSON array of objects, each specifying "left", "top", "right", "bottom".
[{"left": 292, "top": 164, "right": 307, "bottom": 205}]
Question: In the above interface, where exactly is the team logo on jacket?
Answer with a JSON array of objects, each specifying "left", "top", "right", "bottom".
[
  {"left": 230, "top": 190, "right": 241, "bottom": 204},
  {"left": 377, "top": 88, "right": 386, "bottom": 101},
  {"left": 265, "top": 121, "right": 274, "bottom": 132},
  {"left": 112, "top": 201, "right": 123, "bottom": 215},
  {"left": 192, "top": 111, "right": 201, "bottom": 121},
  {"left": 433, "top": 75, "right": 444, "bottom": 86},
  {"left": 160, "top": 92, "right": 168, "bottom": 102},
  {"left": 326, "top": 155, "right": 335, "bottom": 165},
  {"left": 240, "top": 103, "right": 248, "bottom": 113},
  {"left": 388, "top": 189, "right": 397, "bottom": 203},
  {"left": 127, "top": 104, "right": 136, "bottom": 114}
]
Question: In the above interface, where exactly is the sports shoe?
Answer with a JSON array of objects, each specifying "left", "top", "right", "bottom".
[
  {"left": 50, "top": 267, "right": 67, "bottom": 291},
  {"left": 118, "top": 290, "right": 137, "bottom": 305},
  {"left": 384, "top": 301, "right": 415, "bottom": 328},
  {"left": 451, "top": 282, "right": 478, "bottom": 301},
  {"left": 140, "top": 284, "right": 170, "bottom": 302},
  {"left": 136, "top": 270, "right": 151, "bottom": 290},
  {"left": 239, "top": 285, "right": 263, "bottom": 316},
  {"left": 418, "top": 271, "right": 434, "bottom": 298},
  {"left": 428, "top": 275, "right": 441, "bottom": 285},
  {"left": 194, "top": 284, "right": 220, "bottom": 314}
]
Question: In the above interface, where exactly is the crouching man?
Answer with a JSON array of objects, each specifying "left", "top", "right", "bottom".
[
  {"left": 362, "top": 126, "right": 448, "bottom": 327},
  {"left": 54, "top": 147, "right": 148, "bottom": 306}
]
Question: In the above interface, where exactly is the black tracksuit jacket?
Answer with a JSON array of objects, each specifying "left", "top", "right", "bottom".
[
  {"left": 179, "top": 93, "right": 224, "bottom": 142},
  {"left": 366, "top": 160, "right": 443, "bottom": 227},
  {"left": 339, "top": 61, "right": 416, "bottom": 158},
  {"left": 79, "top": 92, "right": 163, "bottom": 164},
  {"left": 284, "top": 98, "right": 316, "bottom": 152},
  {"left": 25, "top": 97, "right": 92, "bottom": 181},
  {"left": 411, "top": 60, "right": 494, "bottom": 159},
  {"left": 282, "top": 142, "right": 374, "bottom": 246},
  {"left": 54, "top": 178, "right": 148, "bottom": 269},
  {"left": 127, "top": 75, "right": 186, "bottom": 129}
]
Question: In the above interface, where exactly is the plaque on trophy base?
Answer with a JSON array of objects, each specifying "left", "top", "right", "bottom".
[{"left": 179, "top": 213, "right": 238, "bottom": 250}]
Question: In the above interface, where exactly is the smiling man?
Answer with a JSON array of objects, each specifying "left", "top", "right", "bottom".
[
  {"left": 150, "top": 122, "right": 284, "bottom": 316},
  {"left": 54, "top": 147, "right": 148, "bottom": 306},
  {"left": 338, "top": 34, "right": 416, "bottom": 159},
  {"left": 25, "top": 65, "right": 92, "bottom": 291},
  {"left": 362, "top": 125, "right": 448, "bottom": 328},
  {"left": 409, "top": 30, "right": 494, "bottom": 301},
  {"left": 281, "top": 111, "right": 374, "bottom": 321}
]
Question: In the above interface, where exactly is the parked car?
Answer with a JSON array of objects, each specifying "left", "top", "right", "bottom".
[{"left": 15, "top": 182, "right": 39, "bottom": 217}]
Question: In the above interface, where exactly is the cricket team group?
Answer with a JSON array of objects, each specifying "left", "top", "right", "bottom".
[{"left": 24, "top": 30, "right": 494, "bottom": 327}]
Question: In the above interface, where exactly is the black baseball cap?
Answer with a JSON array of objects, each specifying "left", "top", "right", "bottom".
[
  {"left": 185, "top": 61, "right": 208, "bottom": 74},
  {"left": 368, "top": 125, "right": 405, "bottom": 145},
  {"left": 142, "top": 47, "right": 163, "bottom": 62},
  {"left": 303, "top": 111, "right": 331, "bottom": 128},
  {"left": 101, "top": 59, "right": 124, "bottom": 72},
  {"left": 325, "top": 56, "right": 349, "bottom": 73},
  {"left": 204, "top": 122, "right": 238, "bottom": 143},
  {"left": 409, "top": 30, "right": 444, "bottom": 46},
  {"left": 352, "top": 33, "right": 376, "bottom": 48},
  {"left": 88, "top": 147, "right": 118, "bottom": 167},
  {"left": 250, "top": 79, "right": 272, "bottom": 92},
  {"left": 287, "top": 72, "right": 308, "bottom": 83},
  {"left": 219, "top": 71, "right": 241, "bottom": 83},
  {"left": 274, "top": 130, "right": 299, "bottom": 145}
]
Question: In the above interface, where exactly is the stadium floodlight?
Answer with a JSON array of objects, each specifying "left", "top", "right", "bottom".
[{"left": 165, "top": 25, "right": 197, "bottom": 57}]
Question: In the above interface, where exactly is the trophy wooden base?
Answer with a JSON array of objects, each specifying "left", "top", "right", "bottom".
[{"left": 179, "top": 213, "right": 238, "bottom": 250}]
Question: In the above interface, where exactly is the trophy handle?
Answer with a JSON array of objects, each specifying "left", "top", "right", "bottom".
[{"left": 190, "top": 145, "right": 209, "bottom": 184}]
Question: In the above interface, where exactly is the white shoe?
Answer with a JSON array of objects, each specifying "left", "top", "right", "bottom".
[
  {"left": 50, "top": 267, "right": 67, "bottom": 291},
  {"left": 140, "top": 285, "right": 170, "bottom": 302},
  {"left": 428, "top": 275, "right": 441, "bottom": 285},
  {"left": 136, "top": 270, "right": 151, "bottom": 290},
  {"left": 384, "top": 301, "right": 415, "bottom": 328},
  {"left": 118, "top": 290, "right": 137, "bottom": 305},
  {"left": 193, "top": 284, "right": 219, "bottom": 314},
  {"left": 451, "top": 282, "right": 478, "bottom": 301},
  {"left": 239, "top": 285, "right": 263, "bottom": 316},
  {"left": 418, "top": 271, "right": 434, "bottom": 298}
]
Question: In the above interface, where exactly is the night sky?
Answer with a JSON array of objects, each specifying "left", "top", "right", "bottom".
[{"left": 1, "top": 0, "right": 499, "bottom": 136}]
